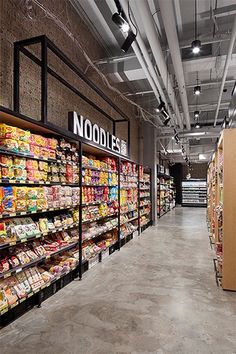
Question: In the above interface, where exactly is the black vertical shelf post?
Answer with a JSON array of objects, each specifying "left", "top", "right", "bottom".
[
  {"left": 13, "top": 43, "right": 20, "bottom": 112},
  {"left": 41, "top": 36, "right": 48, "bottom": 124},
  {"left": 138, "top": 164, "right": 141, "bottom": 235},
  {"left": 118, "top": 157, "right": 121, "bottom": 250},
  {"left": 78, "top": 141, "right": 83, "bottom": 279}
]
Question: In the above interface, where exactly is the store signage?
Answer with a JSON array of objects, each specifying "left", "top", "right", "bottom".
[{"left": 68, "top": 111, "right": 127, "bottom": 156}]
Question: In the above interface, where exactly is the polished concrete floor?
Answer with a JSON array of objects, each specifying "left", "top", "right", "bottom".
[{"left": 1, "top": 207, "right": 236, "bottom": 354}]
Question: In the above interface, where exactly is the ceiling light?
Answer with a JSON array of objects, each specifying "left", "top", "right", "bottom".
[
  {"left": 191, "top": 39, "right": 201, "bottom": 54},
  {"left": 157, "top": 100, "right": 165, "bottom": 112},
  {"left": 194, "top": 85, "right": 201, "bottom": 95},
  {"left": 112, "top": 13, "right": 130, "bottom": 33},
  {"left": 162, "top": 110, "right": 170, "bottom": 126},
  {"left": 194, "top": 110, "right": 200, "bottom": 118},
  {"left": 199, "top": 153, "right": 207, "bottom": 160},
  {"left": 195, "top": 122, "right": 200, "bottom": 129},
  {"left": 121, "top": 31, "right": 136, "bottom": 52}
]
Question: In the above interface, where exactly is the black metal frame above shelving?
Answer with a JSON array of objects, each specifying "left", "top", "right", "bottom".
[{"left": 13, "top": 35, "right": 131, "bottom": 156}]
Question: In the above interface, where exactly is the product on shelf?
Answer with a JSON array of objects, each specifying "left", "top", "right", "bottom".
[
  {"left": 82, "top": 201, "right": 118, "bottom": 221},
  {"left": 82, "top": 218, "right": 118, "bottom": 242},
  {"left": 82, "top": 229, "right": 117, "bottom": 261},
  {"left": 0, "top": 185, "right": 80, "bottom": 216},
  {"left": 82, "top": 155, "right": 117, "bottom": 172},
  {"left": 182, "top": 180, "right": 207, "bottom": 206},
  {"left": 82, "top": 186, "right": 118, "bottom": 204}
]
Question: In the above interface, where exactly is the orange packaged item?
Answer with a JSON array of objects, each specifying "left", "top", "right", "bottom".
[
  {"left": 0, "top": 124, "right": 17, "bottom": 139},
  {"left": 47, "top": 138, "right": 58, "bottom": 150},
  {"left": 0, "top": 139, "right": 18, "bottom": 152},
  {"left": 0, "top": 155, "right": 13, "bottom": 167},
  {"left": 27, "top": 170, "right": 42, "bottom": 181}
]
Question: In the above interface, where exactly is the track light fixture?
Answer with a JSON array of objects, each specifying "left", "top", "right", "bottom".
[
  {"left": 112, "top": 13, "right": 130, "bottom": 33},
  {"left": 157, "top": 99, "right": 165, "bottom": 112},
  {"left": 194, "top": 110, "right": 200, "bottom": 118},
  {"left": 194, "top": 85, "right": 201, "bottom": 95},
  {"left": 191, "top": 0, "right": 201, "bottom": 54},
  {"left": 162, "top": 109, "right": 171, "bottom": 126},
  {"left": 191, "top": 39, "right": 201, "bottom": 54},
  {"left": 121, "top": 30, "right": 136, "bottom": 52},
  {"left": 195, "top": 122, "right": 200, "bottom": 129}
]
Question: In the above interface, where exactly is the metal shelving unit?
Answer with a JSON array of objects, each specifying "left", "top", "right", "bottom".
[{"left": 182, "top": 179, "right": 207, "bottom": 207}]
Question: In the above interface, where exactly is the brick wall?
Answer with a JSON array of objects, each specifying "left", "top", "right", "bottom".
[{"left": 0, "top": 0, "right": 140, "bottom": 161}]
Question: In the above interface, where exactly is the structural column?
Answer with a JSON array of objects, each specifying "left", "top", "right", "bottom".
[{"left": 142, "top": 122, "right": 158, "bottom": 225}]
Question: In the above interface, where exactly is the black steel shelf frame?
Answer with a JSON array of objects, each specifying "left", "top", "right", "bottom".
[{"left": 13, "top": 35, "right": 131, "bottom": 156}]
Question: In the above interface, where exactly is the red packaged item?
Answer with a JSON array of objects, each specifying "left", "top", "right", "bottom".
[
  {"left": 26, "top": 159, "right": 38, "bottom": 170},
  {"left": 47, "top": 138, "right": 58, "bottom": 150}
]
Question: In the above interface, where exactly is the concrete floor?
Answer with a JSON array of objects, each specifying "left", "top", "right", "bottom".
[{"left": 0, "top": 207, "right": 236, "bottom": 354}]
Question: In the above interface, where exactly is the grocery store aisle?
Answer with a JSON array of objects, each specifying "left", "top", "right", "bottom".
[{"left": 1, "top": 207, "right": 236, "bottom": 354}]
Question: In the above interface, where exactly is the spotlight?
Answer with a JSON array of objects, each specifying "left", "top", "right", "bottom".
[
  {"left": 157, "top": 99, "right": 165, "bottom": 112},
  {"left": 162, "top": 110, "right": 170, "bottom": 126},
  {"left": 194, "top": 85, "right": 201, "bottom": 95},
  {"left": 194, "top": 110, "right": 200, "bottom": 119},
  {"left": 191, "top": 39, "right": 201, "bottom": 54},
  {"left": 185, "top": 157, "right": 188, "bottom": 163},
  {"left": 195, "top": 122, "right": 200, "bottom": 129},
  {"left": 112, "top": 13, "right": 130, "bottom": 33},
  {"left": 121, "top": 30, "right": 136, "bottom": 52}
]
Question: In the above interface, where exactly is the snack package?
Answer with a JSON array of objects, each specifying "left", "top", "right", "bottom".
[
  {"left": 13, "top": 187, "right": 27, "bottom": 199},
  {"left": 18, "top": 141, "right": 30, "bottom": 154},
  {"left": 27, "top": 188, "right": 38, "bottom": 199},
  {"left": 47, "top": 138, "right": 58, "bottom": 150},
  {"left": 1, "top": 167, "right": 14, "bottom": 180},
  {"left": 27, "top": 199, "right": 37, "bottom": 212},
  {"left": 15, "top": 199, "right": 27, "bottom": 212},
  {"left": 0, "top": 139, "right": 18, "bottom": 152},
  {"left": 37, "top": 199, "right": 48, "bottom": 210},
  {"left": 15, "top": 168, "right": 27, "bottom": 180},
  {"left": 0, "top": 124, "right": 17, "bottom": 139},
  {"left": 14, "top": 157, "right": 26, "bottom": 169},
  {"left": 26, "top": 159, "right": 38, "bottom": 170},
  {"left": 17, "top": 128, "right": 30, "bottom": 142},
  {"left": 30, "top": 144, "right": 40, "bottom": 157},
  {"left": 0, "top": 155, "right": 13, "bottom": 167}
]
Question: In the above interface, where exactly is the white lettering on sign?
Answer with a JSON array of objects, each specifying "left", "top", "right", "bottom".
[{"left": 69, "top": 111, "right": 127, "bottom": 156}]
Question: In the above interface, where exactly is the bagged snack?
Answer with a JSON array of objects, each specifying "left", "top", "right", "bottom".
[
  {"left": 38, "top": 161, "right": 48, "bottom": 172},
  {"left": 15, "top": 199, "right": 27, "bottom": 212},
  {"left": 18, "top": 141, "right": 30, "bottom": 154},
  {"left": 0, "top": 139, "right": 18, "bottom": 152},
  {"left": 1, "top": 166, "right": 14, "bottom": 180},
  {"left": 14, "top": 157, "right": 26, "bottom": 169},
  {"left": 13, "top": 187, "right": 27, "bottom": 199},
  {"left": 27, "top": 187, "right": 38, "bottom": 199},
  {"left": 0, "top": 155, "right": 13, "bottom": 167},
  {"left": 37, "top": 199, "right": 48, "bottom": 210},
  {"left": 30, "top": 144, "right": 40, "bottom": 157},
  {"left": 26, "top": 159, "right": 38, "bottom": 170},
  {"left": 47, "top": 138, "right": 58, "bottom": 150},
  {"left": 16, "top": 127, "right": 30, "bottom": 142},
  {"left": 0, "top": 124, "right": 17, "bottom": 139},
  {"left": 15, "top": 168, "right": 27, "bottom": 180},
  {"left": 27, "top": 199, "right": 37, "bottom": 212}
]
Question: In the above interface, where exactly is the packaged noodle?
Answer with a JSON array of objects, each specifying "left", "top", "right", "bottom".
[
  {"left": 0, "top": 139, "right": 18, "bottom": 152},
  {"left": 16, "top": 127, "right": 30, "bottom": 142},
  {"left": 14, "top": 157, "right": 26, "bottom": 169},
  {"left": 27, "top": 199, "right": 37, "bottom": 212},
  {"left": 13, "top": 187, "right": 27, "bottom": 199},
  {"left": 18, "top": 141, "right": 30, "bottom": 154},
  {"left": 30, "top": 134, "right": 47, "bottom": 147},
  {"left": 47, "top": 138, "right": 58, "bottom": 150},
  {"left": 26, "top": 159, "right": 38, "bottom": 170},
  {"left": 30, "top": 145, "right": 40, "bottom": 157},
  {"left": 38, "top": 161, "right": 48, "bottom": 172},
  {"left": 27, "top": 187, "right": 38, "bottom": 199},
  {"left": 37, "top": 199, "right": 48, "bottom": 210},
  {"left": 14, "top": 168, "right": 27, "bottom": 180},
  {"left": 0, "top": 155, "right": 13, "bottom": 167},
  {"left": 1, "top": 167, "right": 14, "bottom": 180},
  {"left": 0, "top": 124, "right": 17, "bottom": 139},
  {"left": 15, "top": 199, "right": 27, "bottom": 212}
]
